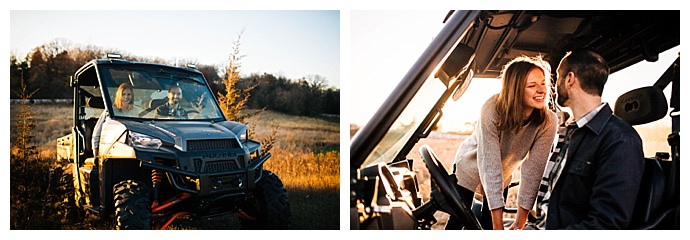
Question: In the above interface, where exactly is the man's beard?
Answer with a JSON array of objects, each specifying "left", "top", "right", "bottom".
[{"left": 556, "top": 81, "right": 569, "bottom": 107}]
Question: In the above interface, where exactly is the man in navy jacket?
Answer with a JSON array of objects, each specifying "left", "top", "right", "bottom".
[{"left": 545, "top": 49, "right": 645, "bottom": 229}]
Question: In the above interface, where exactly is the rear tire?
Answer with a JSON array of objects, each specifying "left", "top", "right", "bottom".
[
  {"left": 113, "top": 180, "right": 152, "bottom": 230},
  {"left": 239, "top": 170, "right": 291, "bottom": 229}
]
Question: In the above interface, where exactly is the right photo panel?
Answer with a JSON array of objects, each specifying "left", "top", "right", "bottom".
[{"left": 349, "top": 10, "right": 680, "bottom": 230}]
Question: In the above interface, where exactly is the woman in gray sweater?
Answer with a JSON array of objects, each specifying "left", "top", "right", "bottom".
[{"left": 448, "top": 56, "right": 557, "bottom": 230}]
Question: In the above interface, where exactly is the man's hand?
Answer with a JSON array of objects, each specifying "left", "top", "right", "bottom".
[{"left": 192, "top": 92, "right": 207, "bottom": 112}]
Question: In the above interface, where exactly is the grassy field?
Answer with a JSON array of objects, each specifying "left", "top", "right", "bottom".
[{"left": 9, "top": 103, "right": 340, "bottom": 230}]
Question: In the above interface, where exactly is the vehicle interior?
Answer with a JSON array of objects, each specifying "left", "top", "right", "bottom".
[{"left": 350, "top": 10, "right": 679, "bottom": 230}]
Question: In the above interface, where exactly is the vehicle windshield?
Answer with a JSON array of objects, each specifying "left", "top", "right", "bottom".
[
  {"left": 361, "top": 74, "right": 447, "bottom": 168},
  {"left": 98, "top": 64, "right": 225, "bottom": 121}
]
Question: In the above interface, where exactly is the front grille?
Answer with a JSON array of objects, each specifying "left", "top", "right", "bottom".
[
  {"left": 193, "top": 159, "right": 241, "bottom": 173},
  {"left": 205, "top": 160, "right": 240, "bottom": 173},
  {"left": 187, "top": 139, "right": 239, "bottom": 151}
]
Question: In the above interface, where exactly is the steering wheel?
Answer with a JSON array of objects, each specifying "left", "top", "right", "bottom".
[{"left": 420, "top": 145, "right": 482, "bottom": 229}]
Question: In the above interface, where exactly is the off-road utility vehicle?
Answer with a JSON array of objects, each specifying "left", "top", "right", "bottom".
[
  {"left": 350, "top": 10, "right": 679, "bottom": 230},
  {"left": 56, "top": 54, "right": 290, "bottom": 229}
]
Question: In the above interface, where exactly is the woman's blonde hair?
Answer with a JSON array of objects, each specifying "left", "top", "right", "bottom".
[
  {"left": 113, "top": 83, "right": 134, "bottom": 111},
  {"left": 495, "top": 55, "right": 551, "bottom": 133}
]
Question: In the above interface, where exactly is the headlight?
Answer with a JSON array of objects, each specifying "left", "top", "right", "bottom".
[
  {"left": 128, "top": 131, "right": 162, "bottom": 149},
  {"left": 240, "top": 131, "right": 247, "bottom": 142}
]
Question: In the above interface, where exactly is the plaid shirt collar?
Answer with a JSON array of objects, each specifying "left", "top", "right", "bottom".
[{"left": 573, "top": 102, "right": 607, "bottom": 128}]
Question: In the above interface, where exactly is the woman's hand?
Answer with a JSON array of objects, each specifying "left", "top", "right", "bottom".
[
  {"left": 491, "top": 208, "right": 505, "bottom": 230},
  {"left": 508, "top": 207, "right": 530, "bottom": 230}
]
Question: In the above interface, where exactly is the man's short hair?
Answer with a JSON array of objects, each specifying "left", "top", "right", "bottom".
[
  {"left": 560, "top": 49, "right": 610, "bottom": 96},
  {"left": 169, "top": 85, "right": 182, "bottom": 92}
]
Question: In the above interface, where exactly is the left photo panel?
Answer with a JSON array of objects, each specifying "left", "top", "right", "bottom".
[{"left": 9, "top": 10, "right": 340, "bottom": 230}]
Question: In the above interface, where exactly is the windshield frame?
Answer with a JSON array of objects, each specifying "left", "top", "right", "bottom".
[{"left": 350, "top": 10, "right": 480, "bottom": 169}]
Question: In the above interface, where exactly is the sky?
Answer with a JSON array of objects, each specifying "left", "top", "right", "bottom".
[
  {"left": 9, "top": 10, "right": 340, "bottom": 88},
  {"left": 350, "top": 10, "right": 449, "bottom": 126}
]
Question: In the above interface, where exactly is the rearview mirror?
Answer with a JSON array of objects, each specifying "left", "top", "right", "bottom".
[
  {"left": 434, "top": 43, "right": 475, "bottom": 87},
  {"left": 452, "top": 68, "right": 473, "bottom": 101}
]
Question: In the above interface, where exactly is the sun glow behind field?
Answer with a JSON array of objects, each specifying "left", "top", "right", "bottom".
[{"left": 439, "top": 78, "right": 501, "bottom": 133}]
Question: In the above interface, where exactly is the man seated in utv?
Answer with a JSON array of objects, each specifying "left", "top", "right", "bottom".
[{"left": 155, "top": 85, "right": 190, "bottom": 119}]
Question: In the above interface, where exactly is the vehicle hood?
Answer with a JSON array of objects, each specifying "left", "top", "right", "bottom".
[{"left": 119, "top": 119, "right": 247, "bottom": 147}]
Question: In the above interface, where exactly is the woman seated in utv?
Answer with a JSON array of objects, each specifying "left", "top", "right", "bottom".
[{"left": 92, "top": 83, "right": 142, "bottom": 158}]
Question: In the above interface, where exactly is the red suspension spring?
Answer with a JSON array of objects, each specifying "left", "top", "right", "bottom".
[
  {"left": 152, "top": 159, "right": 164, "bottom": 184},
  {"left": 151, "top": 159, "right": 165, "bottom": 207}
]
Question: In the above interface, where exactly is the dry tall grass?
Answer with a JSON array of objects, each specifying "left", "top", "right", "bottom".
[
  {"left": 9, "top": 103, "right": 72, "bottom": 160},
  {"left": 248, "top": 110, "right": 340, "bottom": 229},
  {"left": 248, "top": 110, "right": 340, "bottom": 190}
]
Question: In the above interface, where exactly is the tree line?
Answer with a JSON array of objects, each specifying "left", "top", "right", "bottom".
[
  {"left": 236, "top": 73, "right": 340, "bottom": 116},
  {"left": 9, "top": 40, "right": 339, "bottom": 117}
]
